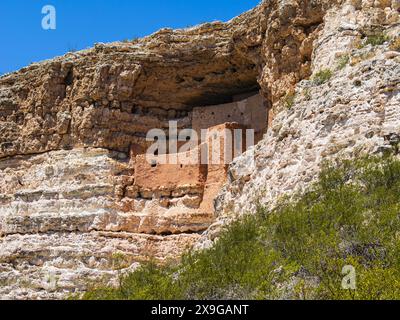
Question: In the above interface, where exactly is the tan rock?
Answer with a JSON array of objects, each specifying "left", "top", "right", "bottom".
[{"left": 1, "top": 0, "right": 399, "bottom": 300}]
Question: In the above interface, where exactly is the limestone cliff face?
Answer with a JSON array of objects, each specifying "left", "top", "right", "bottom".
[
  {"left": 209, "top": 0, "right": 400, "bottom": 240},
  {"left": 0, "top": 0, "right": 399, "bottom": 299}
]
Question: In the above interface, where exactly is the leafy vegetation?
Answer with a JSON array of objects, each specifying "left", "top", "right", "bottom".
[
  {"left": 360, "top": 33, "right": 390, "bottom": 48},
  {"left": 302, "top": 88, "right": 312, "bottom": 101},
  {"left": 365, "top": 33, "right": 390, "bottom": 46},
  {"left": 312, "top": 69, "right": 333, "bottom": 86},
  {"left": 82, "top": 155, "right": 400, "bottom": 300},
  {"left": 122, "top": 37, "right": 139, "bottom": 43},
  {"left": 284, "top": 92, "right": 296, "bottom": 109},
  {"left": 337, "top": 55, "right": 350, "bottom": 70}
]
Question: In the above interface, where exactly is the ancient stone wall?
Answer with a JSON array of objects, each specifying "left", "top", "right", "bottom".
[
  {"left": 134, "top": 155, "right": 207, "bottom": 194},
  {"left": 132, "top": 122, "right": 248, "bottom": 201},
  {"left": 192, "top": 93, "right": 267, "bottom": 143}
]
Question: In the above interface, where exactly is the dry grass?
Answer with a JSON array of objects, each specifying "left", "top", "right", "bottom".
[{"left": 389, "top": 37, "right": 400, "bottom": 52}]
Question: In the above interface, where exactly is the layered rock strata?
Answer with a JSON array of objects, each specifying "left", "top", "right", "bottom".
[{"left": 0, "top": 0, "right": 399, "bottom": 299}]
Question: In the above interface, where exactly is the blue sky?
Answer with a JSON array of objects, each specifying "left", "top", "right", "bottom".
[{"left": 0, "top": 0, "right": 260, "bottom": 74}]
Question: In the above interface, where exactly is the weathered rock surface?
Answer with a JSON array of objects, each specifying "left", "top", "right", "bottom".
[
  {"left": 206, "top": 0, "right": 400, "bottom": 244},
  {"left": 0, "top": 147, "right": 203, "bottom": 298},
  {"left": 0, "top": 0, "right": 399, "bottom": 299}
]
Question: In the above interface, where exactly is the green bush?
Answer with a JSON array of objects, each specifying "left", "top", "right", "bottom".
[
  {"left": 363, "top": 33, "right": 389, "bottom": 47},
  {"left": 284, "top": 92, "right": 296, "bottom": 109},
  {"left": 337, "top": 55, "right": 350, "bottom": 70},
  {"left": 312, "top": 69, "right": 333, "bottom": 86},
  {"left": 83, "top": 262, "right": 183, "bottom": 300},
  {"left": 122, "top": 37, "right": 139, "bottom": 43},
  {"left": 82, "top": 155, "right": 400, "bottom": 300}
]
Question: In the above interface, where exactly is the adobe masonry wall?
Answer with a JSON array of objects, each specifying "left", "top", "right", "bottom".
[
  {"left": 129, "top": 93, "right": 267, "bottom": 159},
  {"left": 200, "top": 123, "right": 248, "bottom": 212},
  {"left": 133, "top": 123, "right": 249, "bottom": 206},
  {"left": 192, "top": 93, "right": 267, "bottom": 143},
  {"left": 134, "top": 154, "right": 207, "bottom": 192},
  {"left": 129, "top": 93, "right": 267, "bottom": 212}
]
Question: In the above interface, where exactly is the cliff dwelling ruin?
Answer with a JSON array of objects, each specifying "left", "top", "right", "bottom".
[
  {"left": 0, "top": 4, "right": 273, "bottom": 298},
  {"left": 1, "top": 0, "right": 399, "bottom": 300},
  {"left": 120, "top": 92, "right": 268, "bottom": 235}
]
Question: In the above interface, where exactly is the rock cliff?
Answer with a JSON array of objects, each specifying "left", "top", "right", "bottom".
[{"left": 0, "top": 0, "right": 399, "bottom": 299}]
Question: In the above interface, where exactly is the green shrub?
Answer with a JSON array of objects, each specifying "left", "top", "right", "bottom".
[
  {"left": 122, "top": 37, "right": 139, "bottom": 43},
  {"left": 362, "top": 33, "right": 390, "bottom": 47},
  {"left": 82, "top": 155, "right": 400, "bottom": 300},
  {"left": 312, "top": 69, "right": 333, "bottom": 86},
  {"left": 337, "top": 55, "right": 350, "bottom": 70},
  {"left": 284, "top": 92, "right": 296, "bottom": 109},
  {"left": 302, "top": 88, "right": 312, "bottom": 101},
  {"left": 82, "top": 262, "right": 183, "bottom": 300}
]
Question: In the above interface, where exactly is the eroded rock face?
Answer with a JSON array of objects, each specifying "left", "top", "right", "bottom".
[
  {"left": 205, "top": 0, "right": 400, "bottom": 245},
  {"left": 0, "top": 0, "right": 399, "bottom": 299},
  {"left": 0, "top": 17, "right": 261, "bottom": 159},
  {"left": 0, "top": 147, "right": 204, "bottom": 299}
]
